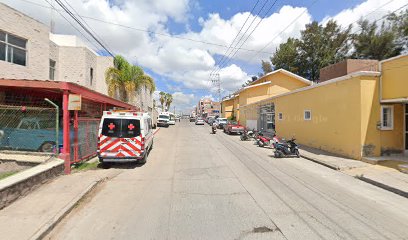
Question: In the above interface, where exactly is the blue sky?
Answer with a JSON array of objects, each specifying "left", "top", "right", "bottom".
[{"left": 3, "top": 0, "right": 406, "bottom": 113}]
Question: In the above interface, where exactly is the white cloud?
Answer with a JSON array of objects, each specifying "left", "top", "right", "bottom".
[
  {"left": 321, "top": 0, "right": 408, "bottom": 30},
  {"left": 2, "top": 0, "right": 312, "bottom": 96}
]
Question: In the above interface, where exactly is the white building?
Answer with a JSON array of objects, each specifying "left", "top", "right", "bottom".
[{"left": 0, "top": 3, "right": 112, "bottom": 95}]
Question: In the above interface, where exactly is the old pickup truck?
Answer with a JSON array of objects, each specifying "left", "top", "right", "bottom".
[
  {"left": 0, "top": 117, "right": 61, "bottom": 152},
  {"left": 223, "top": 120, "right": 245, "bottom": 135}
]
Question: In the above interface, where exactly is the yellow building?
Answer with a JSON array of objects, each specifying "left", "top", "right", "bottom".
[
  {"left": 221, "top": 69, "right": 312, "bottom": 124},
  {"left": 241, "top": 55, "right": 408, "bottom": 159}
]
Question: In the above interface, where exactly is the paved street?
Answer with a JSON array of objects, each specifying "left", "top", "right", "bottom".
[{"left": 48, "top": 120, "right": 408, "bottom": 240}]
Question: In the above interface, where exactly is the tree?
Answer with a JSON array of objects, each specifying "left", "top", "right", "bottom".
[
  {"left": 159, "top": 91, "right": 166, "bottom": 110},
  {"left": 261, "top": 60, "right": 273, "bottom": 75},
  {"left": 105, "top": 55, "right": 156, "bottom": 103},
  {"left": 387, "top": 9, "right": 408, "bottom": 51},
  {"left": 352, "top": 19, "right": 403, "bottom": 60},
  {"left": 105, "top": 55, "right": 131, "bottom": 102},
  {"left": 271, "top": 37, "right": 301, "bottom": 75},
  {"left": 269, "top": 21, "right": 350, "bottom": 81},
  {"left": 165, "top": 93, "right": 173, "bottom": 111},
  {"left": 297, "top": 20, "right": 350, "bottom": 81}
]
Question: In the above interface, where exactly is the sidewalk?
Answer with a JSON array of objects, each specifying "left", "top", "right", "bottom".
[
  {"left": 300, "top": 146, "right": 408, "bottom": 198},
  {"left": 0, "top": 168, "right": 121, "bottom": 240}
]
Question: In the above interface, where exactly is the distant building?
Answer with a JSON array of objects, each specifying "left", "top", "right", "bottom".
[{"left": 197, "top": 98, "right": 220, "bottom": 118}]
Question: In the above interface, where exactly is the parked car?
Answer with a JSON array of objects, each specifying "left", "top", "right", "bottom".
[
  {"left": 0, "top": 117, "right": 63, "bottom": 152},
  {"left": 195, "top": 117, "right": 205, "bottom": 125},
  {"left": 216, "top": 118, "right": 227, "bottom": 129},
  {"left": 208, "top": 117, "right": 216, "bottom": 125},
  {"left": 189, "top": 116, "right": 195, "bottom": 122},
  {"left": 223, "top": 120, "right": 245, "bottom": 135}
]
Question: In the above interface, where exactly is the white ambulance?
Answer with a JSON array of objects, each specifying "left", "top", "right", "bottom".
[{"left": 97, "top": 111, "right": 154, "bottom": 164}]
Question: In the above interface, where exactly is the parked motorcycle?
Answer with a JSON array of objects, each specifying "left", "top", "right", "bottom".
[
  {"left": 256, "top": 130, "right": 273, "bottom": 147},
  {"left": 240, "top": 128, "right": 256, "bottom": 141},
  {"left": 273, "top": 137, "right": 300, "bottom": 158}
]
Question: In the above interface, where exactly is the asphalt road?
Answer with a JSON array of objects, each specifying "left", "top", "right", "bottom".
[{"left": 48, "top": 120, "right": 408, "bottom": 240}]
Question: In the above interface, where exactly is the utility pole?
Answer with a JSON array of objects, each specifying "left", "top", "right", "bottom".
[{"left": 210, "top": 73, "right": 221, "bottom": 102}]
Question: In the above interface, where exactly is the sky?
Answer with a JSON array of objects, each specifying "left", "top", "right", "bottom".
[{"left": 1, "top": 0, "right": 407, "bottom": 113}]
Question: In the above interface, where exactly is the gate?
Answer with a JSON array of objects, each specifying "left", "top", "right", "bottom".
[{"left": 72, "top": 117, "right": 99, "bottom": 163}]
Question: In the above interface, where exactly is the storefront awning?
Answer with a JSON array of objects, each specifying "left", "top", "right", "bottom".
[{"left": 381, "top": 98, "right": 408, "bottom": 103}]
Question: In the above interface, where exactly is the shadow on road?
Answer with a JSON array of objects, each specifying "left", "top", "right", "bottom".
[{"left": 97, "top": 162, "right": 145, "bottom": 170}]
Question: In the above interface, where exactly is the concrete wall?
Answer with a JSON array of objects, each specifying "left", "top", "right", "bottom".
[
  {"left": 221, "top": 98, "right": 234, "bottom": 118},
  {"left": 320, "top": 59, "right": 378, "bottom": 82},
  {"left": 0, "top": 3, "right": 50, "bottom": 80},
  {"left": 274, "top": 76, "right": 366, "bottom": 159},
  {"left": 381, "top": 55, "right": 408, "bottom": 100},
  {"left": 55, "top": 45, "right": 112, "bottom": 94}
]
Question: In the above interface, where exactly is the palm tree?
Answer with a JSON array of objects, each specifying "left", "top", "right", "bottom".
[
  {"left": 106, "top": 55, "right": 156, "bottom": 104},
  {"left": 159, "top": 91, "right": 166, "bottom": 111},
  {"left": 105, "top": 55, "right": 130, "bottom": 102},
  {"left": 165, "top": 93, "right": 173, "bottom": 111}
]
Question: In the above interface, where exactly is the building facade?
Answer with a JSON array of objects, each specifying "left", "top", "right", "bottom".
[
  {"left": 197, "top": 98, "right": 220, "bottom": 118},
  {"left": 0, "top": 3, "right": 112, "bottom": 96},
  {"left": 241, "top": 55, "right": 408, "bottom": 160}
]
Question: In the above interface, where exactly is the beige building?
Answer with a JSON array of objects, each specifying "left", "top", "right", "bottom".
[
  {"left": 0, "top": 3, "right": 112, "bottom": 96},
  {"left": 197, "top": 98, "right": 220, "bottom": 118}
]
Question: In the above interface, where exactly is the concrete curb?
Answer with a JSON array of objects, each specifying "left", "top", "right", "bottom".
[
  {"left": 300, "top": 154, "right": 340, "bottom": 171},
  {"left": 29, "top": 179, "right": 102, "bottom": 240},
  {"left": 300, "top": 152, "right": 408, "bottom": 199},
  {"left": 356, "top": 176, "right": 408, "bottom": 199}
]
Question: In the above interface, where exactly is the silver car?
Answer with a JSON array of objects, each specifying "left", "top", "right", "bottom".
[{"left": 195, "top": 118, "right": 205, "bottom": 125}]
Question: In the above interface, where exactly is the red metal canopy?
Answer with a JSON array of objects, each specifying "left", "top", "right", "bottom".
[{"left": 0, "top": 79, "right": 135, "bottom": 109}]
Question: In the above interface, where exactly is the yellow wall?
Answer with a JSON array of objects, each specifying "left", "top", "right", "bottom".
[
  {"left": 239, "top": 71, "right": 310, "bottom": 125},
  {"left": 233, "top": 96, "right": 239, "bottom": 121},
  {"left": 221, "top": 98, "right": 234, "bottom": 118},
  {"left": 274, "top": 77, "right": 364, "bottom": 159},
  {"left": 382, "top": 55, "right": 408, "bottom": 100}
]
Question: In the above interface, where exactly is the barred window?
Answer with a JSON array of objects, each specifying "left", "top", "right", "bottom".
[
  {"left": 0, "top": 31, "right": 27, "bottom": 66},
  {"left": 49, "top": 59, "right": 56, "bottom": 80}
]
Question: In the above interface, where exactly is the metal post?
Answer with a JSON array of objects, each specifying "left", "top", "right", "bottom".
[
  {"left": 62, "top": 91, "right": 71, "bottom": 174},
  {"left": 44, "top": 98, "right": 59, "bottom": 155}
]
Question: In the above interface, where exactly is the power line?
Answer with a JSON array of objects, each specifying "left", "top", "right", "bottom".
[
  {"left": 15, "top": 0, "right": 274, "bottom": 55},
  {"left": 212, "top": 0, "right": 272, "bottom": 75},
  {"left": 210, "top": 0, "right": 261, "bottom": 76},
  {"left": 53, "top": 0, "right": 115, "bottom": 56},
  {"left": 43, "top": 0, "right": 101, "bottom": 51},
  {"left": 246, "top": 0, "right": 319, "bottom": 64},
  {"left": 214, "top": 0, "right": 280, "bottom": 74},
  {"left": 60, "top": 0, "right": 115, "bottom": 55}
]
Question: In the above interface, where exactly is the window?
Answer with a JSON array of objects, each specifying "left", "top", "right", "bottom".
[
  {"left": 304, "top": 110, "right": 312, "bottom": 121},
  {"left": 90, "top": 68, "right": 94, "bottom": 85},
  {"left": 0, "top": 31, "right": 27, "bottom": 66},
  {"left": 278, "top": 113, "right": 283, "bottom": 120},
  {"left": 381, "top": 105, "right": 393, "bottom": 130},
  {"left": 49, "top": 60, "right": 56, "bottom": 80}
]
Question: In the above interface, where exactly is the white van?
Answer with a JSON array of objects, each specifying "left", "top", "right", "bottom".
[
  {"left": 157, "top": 112, "right": 170, "bottom": 127},
  {"left": 97, "top": 111, "right": 154, "bottom": 164},
  {"left": 168, "top": 112, "right": 176, "bottom": 125}
]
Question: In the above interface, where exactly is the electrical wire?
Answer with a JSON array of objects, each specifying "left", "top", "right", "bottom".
[
  {"left": 43, "top": 0, "right": 101, "bottom": 51},
  {"left": 210, "top": 0, "right": 261, "bottom": 76},
  {"left": 60, "top": 0, "right": 115, "bottom": 55},
  {"left": 214, "top": 0, "right": 280, "bottom": 74},
  {"left": 15, "top": 0, "right": 273, "bottom": 54},
  {"left": 53, "top": 0, "right": 114, "bottom": 56}
]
